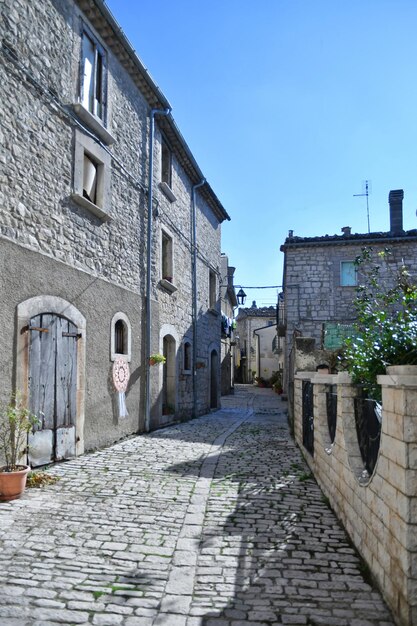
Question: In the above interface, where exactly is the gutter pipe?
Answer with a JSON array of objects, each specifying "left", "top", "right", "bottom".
[
  {"left": 191, "top": 179, "right": 206, "bottom": 418},
  {"left": 145, "top": 107, "right": 171, "bottom": 433}
]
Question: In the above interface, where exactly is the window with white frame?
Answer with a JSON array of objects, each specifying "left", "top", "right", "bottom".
[
  {"left": 72, "top": 129, "right": 111, "bottom": 220},
  {"left": 81, "top": 27, "right": 107, "bottom": 122},
  {"left": 110, "top": 313, "right": 132, "bottom": 362},
  {"left": 340, "top": 261, "right": 357, "bottom": 286}
]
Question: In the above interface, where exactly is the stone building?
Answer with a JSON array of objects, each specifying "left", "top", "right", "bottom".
[
  {"left": 219, "top": 253, "right": 238, "bottom": 395},
  {"left": 280, "top": 189, "right": 417, "bottom": 395},
  {"left": 1, "top": 0, "right": 229, "bottom": 465},
  {"left": 253, "top": 323, "right": 283, "bottom": 382},
  {"left": 235, "top": 304, "right": 278, "bottom": 383}
]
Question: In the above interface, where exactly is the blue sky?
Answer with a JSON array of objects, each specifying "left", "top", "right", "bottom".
[{"left": 106, "top": 0, "right": 417, "bottom": 306}]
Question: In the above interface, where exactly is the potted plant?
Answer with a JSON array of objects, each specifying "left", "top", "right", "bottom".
[
  {"left": 149, "top": 353, "right": 166, "bottom": 366},
  {"left": 0, "top": 394, "right": 39, "bottom": 501}
]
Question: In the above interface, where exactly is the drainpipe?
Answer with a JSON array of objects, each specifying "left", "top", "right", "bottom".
[
  {"left": 191, "top": 179, "right": 206, "bottom": 418},
  {"left": 145, "top": 107, "right": 171, "bottom": 432}
]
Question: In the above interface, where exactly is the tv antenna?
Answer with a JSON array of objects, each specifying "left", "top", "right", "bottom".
[{"left": 353, "top": 180, "right": 371, "bottom": 233}]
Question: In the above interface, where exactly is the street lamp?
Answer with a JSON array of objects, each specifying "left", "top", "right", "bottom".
[{"left": 236, "top": 288, "right": 247, "bottom": 306}]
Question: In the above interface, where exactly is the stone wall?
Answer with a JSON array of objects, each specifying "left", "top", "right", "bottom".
[
  {"left": 283, "top": 239, "right": 417, "bottom": 394},
  {"left": 1, "top": 0, "right": 227, "bottom": 457},
  {"left": 294, "top": 369, "right": 417, "bottom": 626}
]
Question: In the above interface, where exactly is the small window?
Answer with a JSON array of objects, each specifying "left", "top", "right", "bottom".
[
  {"left": 161, "top": 138, "right": 172, "bottom": 187},
  {"left": 111, "top": 313, "right": 132, "bottom": 362},
  {"left": 83, "top": 153, "right": 99, "bottom": 204},
  {"left": 183, "top": 341, "right": 192, "bottom": 372},
  {"left": 341, "top": 261, "right": 357, "bottom": 286},
  {"left": 114, "top": 319, "right": 126, "bottom": 355},
  {"left": 162, "top": 231, "right": 173, "bottom": 281},
  {"left": 81, "top": 28, "right": 106, "bottom": 121},
  {"left": 209, "top": 270, "right": 217, "bottom": 309},
  {"left": 72, "top": 129, "right": 111, "bottom": 220}
]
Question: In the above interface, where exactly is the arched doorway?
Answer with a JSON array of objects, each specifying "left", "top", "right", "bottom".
[
  {"left": 16, "top": 296, "right": 86, "bottom": 465},
  {"left": 210, "top": 349, "right": 219, "bottom": 409},
  {"left": 162, "top": 335, "right": 176, "bottom": 416}
]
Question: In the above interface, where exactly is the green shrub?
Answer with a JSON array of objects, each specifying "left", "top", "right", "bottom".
[{"left": 343, "top": 248, "right": 417, "bottom": 396}]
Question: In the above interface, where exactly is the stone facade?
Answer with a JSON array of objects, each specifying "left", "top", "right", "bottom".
[
  {"left": 235, "top": 304, "right": 277, "bottom": 383},
  {"left": 219, "top": 254, "right": 238, "bottom": 395},
  {"left": 254, "top": 323, "right": 282, "bottom": 381},
  {"left": 294, "top": 368, "right": 417, "bottom": 626},
  {"left": 1, "top": 0, "right": 229, "bottom": 463},
  {"left": 280, "top": 192, "right": 417, "bottom": 394}
]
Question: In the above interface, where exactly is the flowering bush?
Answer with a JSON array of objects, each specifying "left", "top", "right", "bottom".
[{"left": 343, "top": 248, "right": 417, "bottom": 394}]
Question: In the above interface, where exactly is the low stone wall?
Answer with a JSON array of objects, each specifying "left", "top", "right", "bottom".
[{"left": 294, "top": 368, "right": 417, "bottom": 626}]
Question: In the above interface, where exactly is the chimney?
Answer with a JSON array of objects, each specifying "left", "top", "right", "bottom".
[
  {"left": 341, "top": 226, "right": 351, "bottom": 236},
  {"left": 389, "top": 189, "right": 404, "bottom": 233}
]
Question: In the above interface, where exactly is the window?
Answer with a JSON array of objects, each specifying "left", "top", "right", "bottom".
[
  {"left": 340, "top": 261, "right": 357, "bottom": 286},
  {"left": 110, "top": 313, "right": 131, "bottom": 362},
  {"left": 72, "top": 129, "right": 111, "bottom": 220},
  {"left": 209, "top": 270, "right": 217, "bottom": 309},
  {"left": 83, "top": 153, "right": 99, "bottom": 204},
  {"left": 114, "top": 320, "right": 126, "bottom": 355},
  {"left": 161, "top": 138, "right": 172, "bottom": 187},
  {"left": 183, "top": 341, "right": 192, "bottom": 372},
  {"left": 81, "top": 28, "right": 106, "bottom": 121},
  {"left": 161, "top": 231, "right": 173, "bottom": 281}
]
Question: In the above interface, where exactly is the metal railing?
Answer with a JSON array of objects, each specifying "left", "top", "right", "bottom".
[
  {"left": 302, "top": 380, "right": 314, "bottom": 455},
  {"left": 354, "top": 388, "right": 382, "bottom": 475},
  {"left": 326, "top": 385, "right": 337, "bottom": 444}
]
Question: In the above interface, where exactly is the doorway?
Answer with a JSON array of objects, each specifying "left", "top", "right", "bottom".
[
  {"left": 210, "top": 349, "right": 219, "bottom": 409},
  {"left": 28, "top": 313, "right": 78, "bottom": 466},
  {"left": 162, "top": 335, "right": 176, "bottom": 416}
]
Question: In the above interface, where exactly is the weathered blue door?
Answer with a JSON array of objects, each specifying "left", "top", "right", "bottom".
[{"left": 28, "top": 314, "right": 78, "bottom": 466}]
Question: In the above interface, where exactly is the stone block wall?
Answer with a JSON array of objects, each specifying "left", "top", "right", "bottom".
[
  {"left": 284, "top": 241, "right": 417, "bottom": 351},
  {"left": 1, "top": 0, "right": 148, "bottom": 292},
  {"left": 294, "top": 369, "right": 417, "bottom": 626}
]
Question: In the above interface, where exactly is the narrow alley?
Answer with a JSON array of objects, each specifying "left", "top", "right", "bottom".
[{"left": 0, "top": 386, "right": 394, "bottom": 626}]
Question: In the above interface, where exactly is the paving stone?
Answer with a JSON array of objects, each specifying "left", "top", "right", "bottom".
[{"left": 0, "top": 387, "right": 395, "bottom": 625}]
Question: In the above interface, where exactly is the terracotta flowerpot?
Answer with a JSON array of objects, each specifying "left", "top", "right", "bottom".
[{"left": 0, "top": 465, "right": 30, "bottom": 501}]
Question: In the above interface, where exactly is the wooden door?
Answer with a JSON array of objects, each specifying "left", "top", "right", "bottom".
[{"left": 28, "top": 314, "right": 78, "bottom": 466}]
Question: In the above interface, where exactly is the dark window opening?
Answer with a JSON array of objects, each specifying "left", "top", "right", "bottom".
[
  {"left": 114, "top": 319, "right": 126, "bottom": 354},
  {"left": 161, "top": 139, "right": 172, "bottom": 187},
  {"left": 184, "top": 342, "right": 191, "bottom": 371}
]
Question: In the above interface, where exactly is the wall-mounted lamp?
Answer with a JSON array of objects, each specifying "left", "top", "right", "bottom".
[{"left": 236, "top": 288, "right": 247, "bottom": 306}]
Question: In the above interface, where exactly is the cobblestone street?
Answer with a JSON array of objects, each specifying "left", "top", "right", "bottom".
[{"left": 0, "top": 386, "right": 394, "bottom": 626}]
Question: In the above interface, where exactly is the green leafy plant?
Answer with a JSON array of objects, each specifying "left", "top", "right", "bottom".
[
  {"left": 149, "top": 353, "right": 166, "bottom": 366},
  {"left": 0, "top": 395, "right": 40, "bottom": 472},
  {"left": 342, "top": 248, "right": 417, "bottom": 396}
]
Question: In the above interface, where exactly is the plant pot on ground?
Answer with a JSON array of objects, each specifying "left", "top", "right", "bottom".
[{"left": 0, "top": 395, "right": 39, "bottom": 501}]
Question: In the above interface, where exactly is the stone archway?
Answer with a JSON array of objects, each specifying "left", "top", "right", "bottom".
[{"left": 16, "top": 296, "right": 86, "bottom": 461}]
